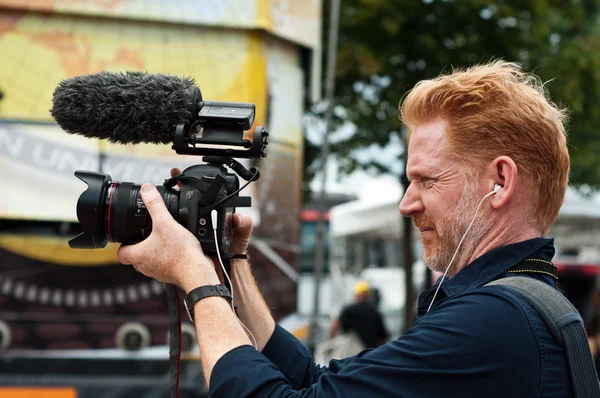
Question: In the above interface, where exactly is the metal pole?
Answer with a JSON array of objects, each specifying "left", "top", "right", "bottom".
[
  {"left": 400, "top": 129, "right": 416, "bottom": 333},
  {"left": 308, "top": 0, "right": 341, "bottom": 355}
]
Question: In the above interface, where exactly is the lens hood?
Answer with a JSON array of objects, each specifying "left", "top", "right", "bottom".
[{"left": 69, "top": 170, "right": 112, "bottom": 249}]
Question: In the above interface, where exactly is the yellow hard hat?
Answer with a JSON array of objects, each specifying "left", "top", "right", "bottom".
[{"left": 353, "top": 280, "right": 371, "bottom": 296}]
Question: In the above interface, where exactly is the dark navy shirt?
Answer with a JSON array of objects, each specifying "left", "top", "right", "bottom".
[{"left": 210, "top": 238, "right": 572, "bottom": 397}]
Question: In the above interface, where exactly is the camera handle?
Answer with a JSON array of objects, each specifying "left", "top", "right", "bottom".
[{"left": 201, "top": 156, "right": 260, "bottom": 182}]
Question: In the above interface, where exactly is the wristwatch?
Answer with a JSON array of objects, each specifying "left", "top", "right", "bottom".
[{"left": 184, "top": 284, "right": 232, "bottom": 322}]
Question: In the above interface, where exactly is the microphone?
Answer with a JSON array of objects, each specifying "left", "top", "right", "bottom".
[{"left": 50, "top": 71, "right": 202, "bottom": 144}]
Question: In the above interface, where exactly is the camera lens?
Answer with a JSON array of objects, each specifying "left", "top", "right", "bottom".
[{"left": 69, "top": 171, "right": 179, "bottom": 249}]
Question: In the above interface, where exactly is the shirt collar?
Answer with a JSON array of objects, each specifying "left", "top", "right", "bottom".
[{"left": 441, "top": 237, "right": 555, "bottom": 297}]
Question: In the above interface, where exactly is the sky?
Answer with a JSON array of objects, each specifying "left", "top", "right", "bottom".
[{"left": 306, "top": 116, "right": 405, "bottom": 200}]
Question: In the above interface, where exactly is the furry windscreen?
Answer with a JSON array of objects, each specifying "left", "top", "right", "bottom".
[{"left": 51, "top": 71, "right": 196, "bottom": 144}]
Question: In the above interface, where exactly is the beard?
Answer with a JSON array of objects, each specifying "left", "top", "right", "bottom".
[{"left": 415, "top": 183, "right": 493, "bottom": 275}]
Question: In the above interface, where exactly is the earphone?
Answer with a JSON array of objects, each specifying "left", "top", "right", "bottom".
[{"left": 426, "top": 183, "right": 502, "bottom": 312}]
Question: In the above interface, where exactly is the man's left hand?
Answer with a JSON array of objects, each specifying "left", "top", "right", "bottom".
[{"left": 117, "top": 184, "right": 219, "bottom": 291}]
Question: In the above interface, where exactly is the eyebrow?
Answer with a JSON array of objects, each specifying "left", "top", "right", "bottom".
[{"left": 406, "top": 167, "right": 433, "bottom": 181}]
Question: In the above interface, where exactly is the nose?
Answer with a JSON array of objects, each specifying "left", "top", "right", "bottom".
[{"left": 399, "top": 183, "right": 423, "bottom": 217}]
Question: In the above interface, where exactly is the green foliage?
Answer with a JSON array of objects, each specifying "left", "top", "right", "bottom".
[{"left": 306, "top": 0, "right": 600, "bottom": 190}]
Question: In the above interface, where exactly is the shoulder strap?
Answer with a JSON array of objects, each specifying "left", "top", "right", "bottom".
[{"left": 486, "top": 276, "right": 600, "bottom": 398}]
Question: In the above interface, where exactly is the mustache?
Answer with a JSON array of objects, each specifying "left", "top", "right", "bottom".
[{"left": 413, "top": 215, "right": 433, "bottom": 229}]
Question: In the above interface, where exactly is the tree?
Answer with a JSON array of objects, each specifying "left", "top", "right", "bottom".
[{"left": 307, "top": 0, "right": 600, "bottom": 188}]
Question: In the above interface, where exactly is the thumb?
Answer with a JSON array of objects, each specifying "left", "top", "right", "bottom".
[
  {"left": 117, "top": 243, "right": 141, "bottom": 265},
  {"left": 140, "top": 184, "right": 170, "bottom": 224}
]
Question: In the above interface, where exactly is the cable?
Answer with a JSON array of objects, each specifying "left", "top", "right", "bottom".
[
  {"left": 426, "top": 189, "right": 497, "bottom": 313},
  {"left": 211, "top": 210, "right": 258, "bottom": 349}
]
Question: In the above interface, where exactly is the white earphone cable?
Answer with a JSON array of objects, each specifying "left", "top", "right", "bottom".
[{"left": 212, "top": 210, "right": 258, "bottom": 349}]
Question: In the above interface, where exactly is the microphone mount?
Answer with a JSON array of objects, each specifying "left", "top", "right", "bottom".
[{"left": 172, "top": 100, "right": 268, "bottom": 159}]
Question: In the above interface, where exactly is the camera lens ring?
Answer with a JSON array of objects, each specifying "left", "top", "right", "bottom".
[{"left": 108, "top": 182, "right": 141, "bottom": 244}]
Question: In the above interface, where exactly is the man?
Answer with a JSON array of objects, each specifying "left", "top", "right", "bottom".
[
  {"left": 118, "top": 60, "right": 577, "bottom": 396},
  {"left": 328, "top": 280, "right": 389, "bottom": 350}
]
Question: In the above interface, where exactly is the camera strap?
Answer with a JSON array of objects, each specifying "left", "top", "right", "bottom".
[
  {"left": 506, "top": 258, "right": 558, "bottom": 280},
  {"left": 166, "top": 283, "right": 182, "bottom": 398}
]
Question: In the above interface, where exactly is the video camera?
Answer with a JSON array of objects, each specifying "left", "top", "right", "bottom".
[{"left": 68, "top": 90, "right": 268, "bottom": 258}]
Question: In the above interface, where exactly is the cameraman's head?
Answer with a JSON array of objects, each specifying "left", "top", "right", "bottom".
[{"left": 398, "top": 60, "right": 569, "bottom": 275}]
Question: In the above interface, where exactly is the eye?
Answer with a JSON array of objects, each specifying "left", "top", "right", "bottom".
[{"left": 421, "top": 178, "right": 434, "bottom": 189}]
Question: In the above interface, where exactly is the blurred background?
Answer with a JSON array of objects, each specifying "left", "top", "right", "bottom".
[{"left": 1, "top": 0, "right": 600, "bottom": 397}]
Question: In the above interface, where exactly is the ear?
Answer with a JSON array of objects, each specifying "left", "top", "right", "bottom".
[{"left": 488, "top": 156, "right": 517, "bottom": 210}]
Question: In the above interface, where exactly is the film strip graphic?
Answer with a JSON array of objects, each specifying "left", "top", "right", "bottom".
[{"left": 0, "top": 275, "right": 165, "bottom": 307}]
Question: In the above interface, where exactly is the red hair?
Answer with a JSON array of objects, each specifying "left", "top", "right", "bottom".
[{"left": 400, "top": 60, "right": 570, "bottom": 234}]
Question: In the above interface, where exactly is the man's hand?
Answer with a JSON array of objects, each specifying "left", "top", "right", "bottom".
[{"left": 117, "top": 183, "right": 219, "bottom": 291}]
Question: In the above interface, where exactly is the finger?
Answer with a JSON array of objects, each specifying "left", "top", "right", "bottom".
[
  {"left": 170, "top": 168, "right": 183, "bottom": 189},
  {"left": 140, "top": 184, "right": 171, "bottom": 224},
  {"left": 233, "top": 213, "right": 253, "bottom": 237},
  {"left": 230, "top": 213, "right": 253, "bottom": 254}
]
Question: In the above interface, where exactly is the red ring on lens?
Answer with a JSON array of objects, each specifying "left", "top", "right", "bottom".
[{"left": 107, "top": 182, "right": 117, "bottom": 242}]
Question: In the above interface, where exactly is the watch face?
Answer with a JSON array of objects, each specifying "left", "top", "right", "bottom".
[{"left": 0, "top": 235, "right": 181, "bottom": 350}]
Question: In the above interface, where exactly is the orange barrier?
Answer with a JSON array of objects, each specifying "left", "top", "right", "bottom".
[{"left": 0, "top": 387, "right": 77, "bottom": 398}]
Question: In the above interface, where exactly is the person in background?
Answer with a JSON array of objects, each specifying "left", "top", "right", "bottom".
[{"left": 328, "top": 280, "right": 390, "bottom": 349}]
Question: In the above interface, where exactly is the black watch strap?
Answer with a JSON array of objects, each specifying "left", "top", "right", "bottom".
[
  {"left": 184, "top": 284, "right": 232, "bottom": 322},
  {"left": 230, "top": 253, "right": 248, "bottom": 259},
  {"left": 203, "top": 252, "right": 248, "bottom": 260}
]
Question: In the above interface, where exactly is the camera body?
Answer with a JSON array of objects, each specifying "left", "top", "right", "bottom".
[
  {"left": 174, "top": 160, "right": 248, "bottom": 255},
  {"left": 69, "top": 96, "right": 268, "bottom": 257}
]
